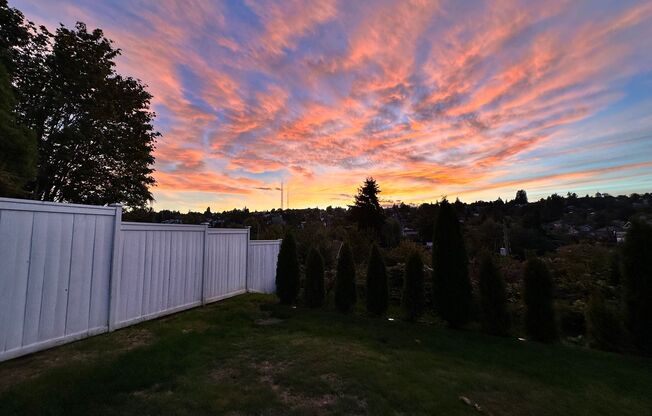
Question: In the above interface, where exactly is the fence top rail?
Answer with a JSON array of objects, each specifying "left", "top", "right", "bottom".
[
  {"left": 249, "top": 239, "right": 283, "bottom": 245},
  {"left": 207, "top": 228, "right": 248, "bottom": 235},
  {"left": 121, "top": 222, "right": 206, "bottom": 231},
  {"left": 0, "top": 197, "right": 117, "bottom": 216}
]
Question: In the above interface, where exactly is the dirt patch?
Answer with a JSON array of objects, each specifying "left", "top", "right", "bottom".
[
  {"left": 251, "top": 360, "right": 367, "bottom": 415},
  {"left": 254, "top": 318, "right": 284, "bottom": 326}
]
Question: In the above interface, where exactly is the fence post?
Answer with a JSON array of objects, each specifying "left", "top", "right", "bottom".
[
  {"left": 108, "top": 204, "right": 122, "bottom": 331},
  {"left": 245, "top": 226, "right": 251, "bottom": 292},
  {"left": 201, "top": 224, "right": 209, "bottom": 305}
]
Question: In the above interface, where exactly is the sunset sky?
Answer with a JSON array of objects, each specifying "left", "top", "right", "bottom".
[{"left": 13, "top": 0, "right": 652, "bottom": 211}]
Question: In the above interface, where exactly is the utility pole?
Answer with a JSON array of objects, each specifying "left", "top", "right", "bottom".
[
  {"left": 280, "top": 181, "right": 284, "bottom": 210},
  {"left": 287, "top": 185, "right": 290, "bottom": 210}
]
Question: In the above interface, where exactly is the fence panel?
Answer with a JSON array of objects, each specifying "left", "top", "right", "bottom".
[
  {"left": 247, "top": 240, "right": 281, "bottom": 294},
  {"left": 0, "top": 198, "right": 116, "bottom": 362},
  {"left": 204, "top": 229, "right": 249, "bottom": 302},
  {"left": 111, "top": 223, "right": 205, "bottom": 329}
]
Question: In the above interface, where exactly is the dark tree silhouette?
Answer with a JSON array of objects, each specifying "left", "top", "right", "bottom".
[
  {"left": 515, "top": 189, "right": 528, "bottom": 205},
  {"left": 478, "top": 252, "right": 510, "bottom": 336},
  {"left": 402, "top": 251, "right": 425, "bottom": 322},
  {"left": 0, "top": 61, "right": 36, "bottom": 196},
  {"left": 4, "top": 10, "right": 159, "bottom": 206},
  {"left": 523, "top": 257, "right": 558, "bottom": 343},
  {"left": 334, "top": 242, "right": 357, "bottom": 313},
  {"left": 622, "top": 220, "right": 652, "bottom": 353},
  {"left": 432, "top": 199, "right": 471, "bottom": 327},
  {"left": 366, "top": 244, "right": 388, "bottom": 316},
  {"left": 350, "top": 177, "right": 385, "bottom": 234},
  {"left": 586, "top": 290, "right": 621, "bottom": 351},
  {"left": 275, "top": 232, "right": 300, "bottom": 305},
  {"left": 304, "top": 247, "right": 325, "bottom": 308}
]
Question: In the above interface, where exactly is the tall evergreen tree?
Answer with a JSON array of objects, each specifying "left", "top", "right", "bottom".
[
  {"left": 402, "top": 251, "right": 425, "bottom": 322},
  {"left": 478, "top": 252, "right": 510, "bottom": 336},
  {"left": 0, "top": 61, "right": 36, "bottom": 196},
  {"left": 349, "top": 177, "right": 385, "bottom": 235},
  {"left": 523, "top": 257, "right": 558, "bottom": 343},
  {"left": 366, "top": 244, "right": 388, "bottom": 316},
  {"left": 275, "top": 232, "right": 300, "bottom": 305},
  {"left": 304, "top": 247, "right": 325, "bottom": 308},
  {"left": 621, "top": 220, "right": 652, "bottom": 353},
  {"left": 432, "top": 199, "right": 471, "bottom": 327},
  {"left": 334, "top": 242, "right": 357, "bottom": 313}
]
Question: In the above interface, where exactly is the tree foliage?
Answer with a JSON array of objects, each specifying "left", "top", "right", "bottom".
[
  {"left": 402, "top": 251, "right": 425, "bottom": 322},
  {"left": 523, "top": 257, "right": 558, "bottom": 343},
  {"left": 366, "top": 244, "right": 388, "bottom": 316},
  {"left": 304, "top": 247, "right": 325, "bottom": 308},
  {"left": 2, "top": 4, "right": 159, "bottom": 206},
  {"left": 334, "top": 242, "right": 356, "bottom": 313},
  {"left": 432, "top": 199, "right": 471, "bottom": 327},
  {"left": 622, "top": 220, "right": 652, "bottom": 353},
  {"left": 479, "top": 252, "right": 510, "bottom": 336},
  {"left": 350, "top": 177, "right": 385, "bottom": 235},
  {"left": 275, "top": 232, "right": 300, "bottom": 305},
  {"left": 0, "top": 61, "right": 36, "bottom": 196},
  {"left": 514, "top": 189, "right": 528, "bottom": 205},
  {"left": 586, "top": 290, "right": 621, "bottom": 352}
]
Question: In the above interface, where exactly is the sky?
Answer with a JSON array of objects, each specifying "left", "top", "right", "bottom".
[{"left": 11, "top": 0, "right": 652, "bottom": 211}]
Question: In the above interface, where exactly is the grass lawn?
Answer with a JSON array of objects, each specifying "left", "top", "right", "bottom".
[{"left": 1, "top": 294, "right": 651, "bottom": 415}]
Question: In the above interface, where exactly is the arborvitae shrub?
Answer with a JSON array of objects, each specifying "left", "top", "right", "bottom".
[
  {"left": 304, "top": 247, "right": 325, "bottom": 308},
  {"left": 334, "top": 242, "right": 357, "bottom": 313},
  {"left": 366, "top": 244, "right": 388, "bottom": 316},
  {"left": 622, "top": 220, "right": 652, "bottom": 354},
  {"left": 275, "top": 232, "right": 300, "bottom": 305},
  {"left": 478, "top": 252, "right": 510, "bottom": 336},
  {"left": 432, "top": 200, "right": 472, "bottom": 327},
  {"left": 586, "top": 290, "right": 621, "bottom": 352},
  {"left": 401, "top": 251, "right": 425, "bottom": 322},
  {"left": 523, "top": 257, "right": 558, "bottom": 343}
]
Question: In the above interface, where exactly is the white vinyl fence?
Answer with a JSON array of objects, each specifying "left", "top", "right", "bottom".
[{"left": 0, "top": 197, "right": 280, "bottom": 362}]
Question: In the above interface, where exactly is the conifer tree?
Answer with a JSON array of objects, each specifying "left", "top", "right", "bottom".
[
  {"left": 402, "top": 251, "right": 425, "bottom": 321},
  {"left": 275, "top": 232, "right": 300, "bottom": 305},
  {"left": 304, "top": 247, "right": 325, "bottom": 308},
  {"left": 432, "top": 199, "right": 472, "bottom": 327},
  {"left": 334, "top": 242, "right": 357, "bottom": 313},
  {"left": 366, "top": 244, "right": 388, "bottom": 316},
  {"left": 478, "top": 252, "right": 510, "bottom": 336},
  {"left": 523, "top": 257, "right": 558, "bottom": 343},
  {"left": 621, "top": 220, "right": 652, "bottom": 353}
]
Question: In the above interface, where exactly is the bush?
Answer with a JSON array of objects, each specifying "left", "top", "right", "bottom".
[
  {"left": 432, "top": 200, "right": 472, "bottom": 327},
  {"left": 586, "top": 290, "right": 621, "bottom": 351},
  {"left": 366, "top": 244, "right": 388, "bottom": 316},
  {"left": 622, "top": 220, "right": 652, "bottom": 353},
  {"left": 275, "top": 232, "right": 300, "bottom": 305},
  {"left": 523, "top": 257, "right": 558, "bottom": 343},
  {"left": 402, "top": 251, "right": 425, "bottom": 321},
  {"left": 334, "top": 242, "right": 356, "bottom": 313},
  {"left": 304, "top": 247, "right": 325, "bottom": 308},
  {"left": 478, "top": 252, "right": 510, "bottom": 336}
]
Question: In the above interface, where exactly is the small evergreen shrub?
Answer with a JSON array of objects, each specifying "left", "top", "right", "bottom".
[
  {"left": 478, "top": 252, "right": 510, "bottom": 336},
  {"left": 366, "top": 244, "right": 388, "bottom": 316},
  {"left": 523, "top": 257, "right": 558, "bottom": 343},
  {"left": 401, "top": 251, "right": 425, "bottom": 322},
  {"left": 304, "top": 247, "right": 325, "bottom": 308},
  {"left": 432, "top": 200, "right": 472, "bottom": 327},
  {"left": 275, "top": 232, "right": 300, "bottom": 305},
  {"left": 622, "top": 220, "right": 652, "bottom": 354},
  {"left": 334, "top": 242, "right": 357, "bottom": 313},
  {"left": 586, "top": 290, "right": 621, "bottom": 352}
]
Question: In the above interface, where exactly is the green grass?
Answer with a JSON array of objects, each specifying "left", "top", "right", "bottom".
[{"left": 1, "top": 294, "right": 651, "bottom": 415}]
